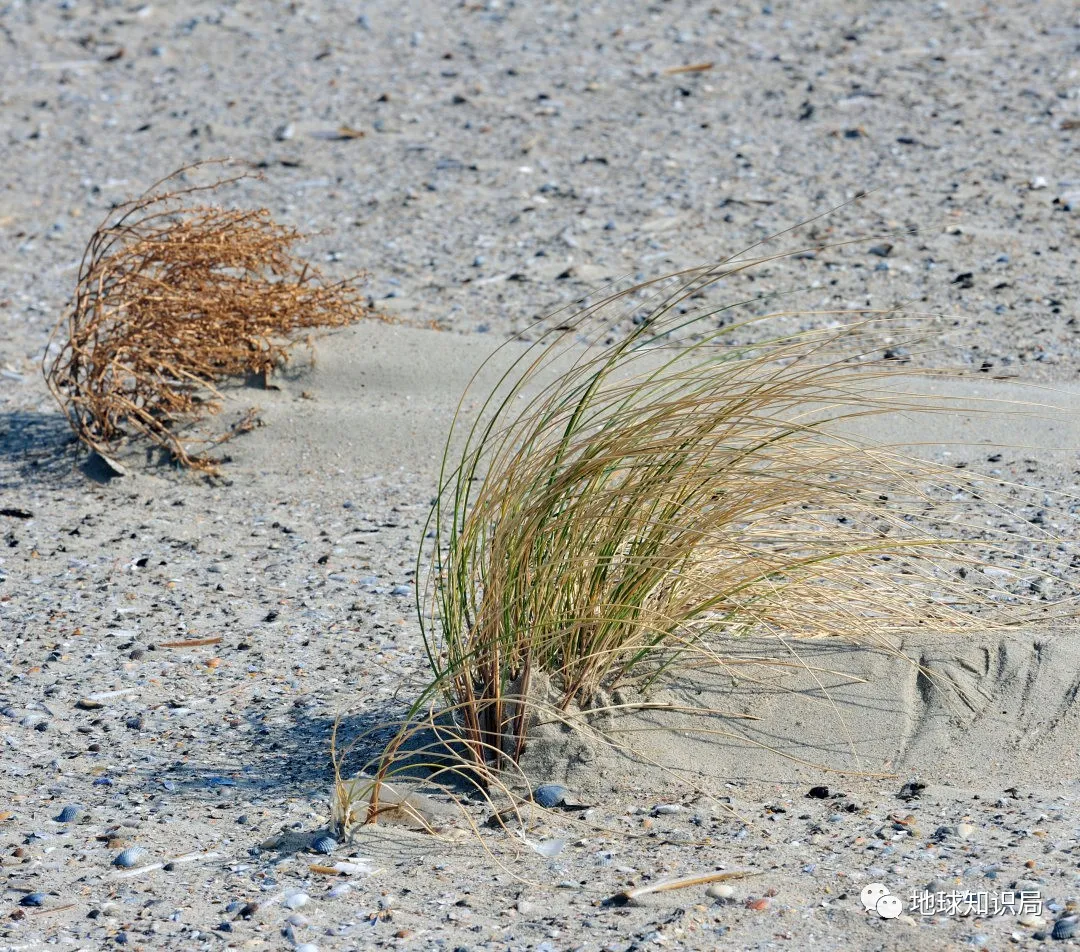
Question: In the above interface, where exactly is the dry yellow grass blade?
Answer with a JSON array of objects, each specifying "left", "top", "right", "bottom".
[{"left": 44, "top": 161, "right": 377, "bottom": 472}]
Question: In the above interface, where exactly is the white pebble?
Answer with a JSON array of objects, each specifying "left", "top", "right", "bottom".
[
  {"left": 956, "top": 822, "right": 976, "bottom": 839},
  {"left": 1019, "top": 913, "right": 1046, "bottom": 928},
  {"left": 295, "top": 945, "right": 319, "bottom": 952},
  {"left": 707, "top": 883, "right": 735, "bottom": 900},
  {"left": 327, "top": 883, "right": 351, "bottom": 899}
]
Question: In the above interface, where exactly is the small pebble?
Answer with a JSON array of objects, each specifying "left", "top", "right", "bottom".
[
  {"left": 707, "top": 883, "right": 735, "bottom": 900},
  {"left": 1018, "top": 913, "right": 1046, "bottom": 928},
  {"left": 294, "top": 945, "right": 319, "bottom": 952},
  {"left": 286, "top": 913, "right": 310, "bottom": 927},
  {"left": 956, "top": 822, "right": 976, "bottom": 839},
  {"left": 327, "top": 883, "right": 351, "bottom": 899},
  {"left": 652, "top": 804, "right": 682, "bottom": 815},
  {"left": 20, "top": 892, "right": 47, "bottom": 907},
  {"left": 112, "top": 847, "right": 147, "bottom": 868}
]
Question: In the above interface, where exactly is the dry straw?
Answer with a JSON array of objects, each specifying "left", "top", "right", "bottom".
[
  {"left": 335, "top": 249, "right": 1075, "bottom": 839},
  {"left": 44, "top": 162, "right": 373, "bottom": 472}
]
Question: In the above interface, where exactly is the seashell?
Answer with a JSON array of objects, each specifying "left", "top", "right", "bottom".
[
  {"left": 283, "top": 891, "right": 309, "bottom": 910},
  {"left": 294, "top": 945, "right": 320, "bottom": 952},
  {"left": 112, "top": 847, "right": 148, "bottom": 868},
  {"left": 310, "top": 834, "right": 336, "bottom": 855},
  {"left": 331, "top": 860, "right": 373, "bottom": 875},
  {"left": 55, "top": 806, "right": 80, "bottom": 823},
  {"left": 1053, "top": 917, "right": 1079, "bottom": 941},
  {"left": 327, "top": 883, "right": 351, "bottom": 899},
  {"left": 532, "top": 784, "right": 569, "bottom": 809},
  {"left": 525, "top": 837, "right": 566, "bottom": 858}
]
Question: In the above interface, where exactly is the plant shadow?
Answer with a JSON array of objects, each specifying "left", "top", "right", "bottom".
[{"left": 0, "top": 409, "right": 82, "bottom": 485}]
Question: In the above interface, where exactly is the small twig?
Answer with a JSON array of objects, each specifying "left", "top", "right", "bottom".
[
  {"left": 605, "top": 869, "right": 760, "bottom": 906},
  {"left": 662, "top": 62, "right": 714, "bottom": 75},
  {"left": 158, "top": 636, "right": 223, "bottom": 648}
]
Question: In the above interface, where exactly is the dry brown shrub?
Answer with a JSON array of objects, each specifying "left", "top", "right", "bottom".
[{"left": 44, "top": 162, "right": 375, "bottom": 472}]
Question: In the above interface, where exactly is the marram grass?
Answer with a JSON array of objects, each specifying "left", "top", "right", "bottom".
[{"left": 335, "top": 258, "right": 1075, "bottom": 835}]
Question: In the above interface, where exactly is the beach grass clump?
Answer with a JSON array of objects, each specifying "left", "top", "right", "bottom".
[
  {"left": 389, "top": 262, "right": 1064, "bottom": 783},
  {"left": 44, "top": 162, "right": 373, "bottom": 472},
  {"left": 331, "top": 257, "right": 1074, "bottom": 837}
]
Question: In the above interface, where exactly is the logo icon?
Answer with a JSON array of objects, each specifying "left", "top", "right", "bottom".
[
  {"left": 877, "top": 895, "right": 903, "bottom": 919},
  {"left": 861, "top": 883, "right": 902, "bottom": 918}
]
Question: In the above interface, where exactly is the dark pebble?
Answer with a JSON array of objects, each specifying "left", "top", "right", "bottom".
[
  {"left": 20, "top": 893, "right": 47, "bottom": 907},
  {"left": 806, "top": 786, "right": 829, "bottom": 799},
  {"left": 898, "top": 780, "right": 926, "bottom": 801}
]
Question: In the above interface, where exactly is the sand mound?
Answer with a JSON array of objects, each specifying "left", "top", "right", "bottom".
[{"left": 518, "top": 628, "right": 1080, "bottom": 796}]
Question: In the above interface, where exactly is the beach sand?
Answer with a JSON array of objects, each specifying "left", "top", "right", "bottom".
[{"left": 1, "top": 1, "right": 1079, "bottom": 949}]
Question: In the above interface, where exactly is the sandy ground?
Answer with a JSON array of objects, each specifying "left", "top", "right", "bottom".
[{"left": 2, "top": 2, "right": 1080, "bottom": 950}]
